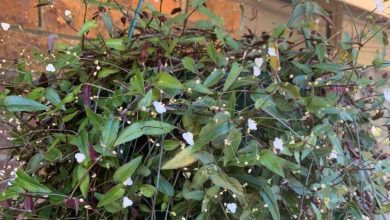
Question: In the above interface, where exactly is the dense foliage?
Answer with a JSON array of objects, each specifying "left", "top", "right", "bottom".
[{"left": 0, "top": 0, "right": 390, "bottom": 219}]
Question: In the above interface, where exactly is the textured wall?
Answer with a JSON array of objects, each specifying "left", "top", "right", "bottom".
[{"left": 0, "top": 0, "right": 243, "bottom": 60}]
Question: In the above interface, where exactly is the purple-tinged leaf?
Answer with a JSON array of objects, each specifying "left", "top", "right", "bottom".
[
  {"left": 82, "top": 84, "right": 92, "bottom": 107},
  {"left": 48, "top": 34, "right": 58, "bottom": 53},
  {"left": 23, "top": 195, "right": 34, "bottom": 212}
]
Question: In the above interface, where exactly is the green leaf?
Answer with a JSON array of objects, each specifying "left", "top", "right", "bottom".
[
  {"left": 85, "top": 107, "right": 104, "bottom": 128},
  {"left": 44, "top": 88, "right": 65, "bottom": 110},
  {"left": 223, "top": 62, "right": 242, "bottom": 92},
  {"left": 44, "top": 146, "right": 62, "bottom": 162},
  {"left": 184, "top": 80, "right": 213, "bottom": 94},
  {"left": 182, "top": 57, "right": 198, "bottom": 73},
  {"left": 62, "top": 110, "right": 79, "bottom": 123},
  {"left": 78, "top": 20, "right": 97, "bottom": 36},
  {"left": 138, "top": 90, "right": 153, "bottom": 110},
  {"left": 203, "top": 69, "right": 225, "bottom": 87},
  {"left": 223, "top": 128, "right": 242, "bottom": 166},
  {"left": 163, "top": 140, "right": 180, "bottom": 151},
  {"left": 130, "top": 71, "right": 145, "bottom": 94},
  {"left": 183, "top": 189, "right": 204, "bottom": 201},
  {"left": 165, "top": 13, "right": 188, "bottom": 27},
  {"left": 156, "top": 72, "right": 184, "bottom": 90},
  {"left": 141, "top": 120, "right": 176, "bottom": 135},
  {"left": 74, "top": 165, "right": 90, "bottom": 199},
  {"left": 192, "top": 112, "right": 231, "bottom": 151},
  {"left": 327, "top": 131, "right": 345, "bottom": 165},
  {"left": 114, "top": 123, "right": 144, "bottom": 146},
  {"left": 260, "top": 186, "right": 280, "bottom": 220},
  {"left": 316, "top": 43, "right": 326, "bottom": 63},
  {"left": 162, "top": 146, "right": 198, "bottom": 170},
  {"left": 154, "top": 175, "right": 174, "bottom": 196},
  {"left": 4, "top": 96, "right": 47, "bottom": 112},
  {"left": 98, "top": 68, "right": 119, "bottom": 78},
  {"left": 255, "top": 96, "right": 274, "bottom": 109},
  {"left": 209, "top": 168, "right": 244, "bottom": 197},
  {"left": 140, "top": 184, "right": 157, "bottom": 198},
  {"left": 311, "top": 203, "right": 322, "bottom": 220},
  {"left": 27, "top": 153, "right": 44, "bottom": 173},
  {"left": 280, "top": 83, "right": 301, "bottom": 98},
  {"left": 101, "top": 116, "right": 119, "bottom": 148},
  {"left": 14, "top": 170, "right": 51, "bottom": 193},
  {"left": 97, "top": 184, "right": 125, "bottom": 207},
  {"left": 291, "top": 61, "right": 312, "bottom": 74},
  {"left": 313, "top": 63, "right": 346, "bottom": 73},
  {"left": 287, "top": 3, "right": 305, "bottom": 28},
  {"left": 198, "top": 5, "right": 223, "bottom": 26},
  {"left": 102, "top": 13, "right": 114, "bottom": 36},
  {"left": 207, "top": 43, "right": 217, "bottom": 63},
  {"left": 105, "top": 38, "right": 126, "bottom": 51},
  {"left": 192, "top": 0, "right": 206, "bottom": 8},
  {"left": 259, "top": 150, "right": 285, "bottom": 177},
  {"left": 113, "top": 156, "right": 143, "bottom": 183}
]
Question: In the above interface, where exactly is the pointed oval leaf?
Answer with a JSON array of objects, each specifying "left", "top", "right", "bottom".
[
  {"left": 97, "top": 185, "right": 125, "bottom": 207},
  {"left": 141, "top": 120, "right": 176, "bottom": 135},
  {"left": 259, "top": 150, "right": 285, "bottom": 178},
  {"left": 4, "top": 96, "right": 47, "bottom": 112},
  {"left": 15, "top": 170, "right": 51, "bottom": 193},
  {"left": 114, "top": 123, "right": 144, "bottom": 147},
  {"left": 78, "top": 20, "right": 97, "bottom": 36},
  {"left": 162, "top": 147, "right": 197, "bottom": 170},
  {"left": 101, "top": 117, "right": 119, "bottom": 148},
  {"left": 113, "top": 156, "right": 143, "bottom": 183}
]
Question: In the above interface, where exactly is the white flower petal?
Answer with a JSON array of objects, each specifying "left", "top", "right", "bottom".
[
  {"left": 376, "top": 0, "right": 385, "bottom": 12},
  {"left": 64, "top": 10, "right": 72, "bottom": 17},
  {"left": 122, "top": 196, "right": 133, "bottom": 208},
  {"left": 384, "top": 88, "right": 390, "bottom": 102},
  {"left": 247, "top": 118, "right": 257, "bottom": 130},
  {"left": 1, "top": 22, "right": 10, "bottom": 31},
  {"left": 123, "top": 177, "right": 133, "bottom": 186},
  {"left": 329, "top": 149, "right": 338, "bottom": 160},
  {"left": 182, "top": 132, "right": 194, "bottom": 146},
  {"left": 273, "top": 138, "right": 284, "bottom": 152},
  {"left": 153, "top": 101, "right": 167, "bottom": 114},
  {"left": 268, "top": 47, "right": 277, "bottom": 57},
  {"left": 253, "top": 66, "right": 261, "bottom": 77},
  {"left": 46, "top": 63, "right": 56, "bottom": 72},
  {"left": 254, "top": 57, "right": 264, "bottom": 67},
  {"left": 75, "top": 153, "right": 86, "bottom": 163},
  {"left": 226, "top": 203, "right": 237, "bottom": 214}
]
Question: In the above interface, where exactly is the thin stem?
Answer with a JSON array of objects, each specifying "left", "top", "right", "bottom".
[{"left": 128, "top": 0, "right": 144, "bottom": 40}]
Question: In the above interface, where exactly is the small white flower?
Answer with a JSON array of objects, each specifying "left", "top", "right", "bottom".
[
  {"left": 254, "top": 57, "right": 264, "bottom": 67},
  {"left": 1, "top": 22, "right": 10, "bottom": 31},
  {"left": 75, "top": 153, "right": 86, "bottom": 163},
  {"left": 362, "top": 215, "right": 370, "bottom": 220},
  {"left": 273, "top": 138, "right": 284, "bottom": 152},
  {"left": 182, "top": 132, "right": 194, "bottom": 146},
  {"left": 64, "top": 10, "right": 72, "bottom": 17},
  {"left": 123, "top": 177, "right": 133, "bottom": 186},
  {"left": 329, "top": 149, "right": 338, "bottom": 159},
  {"left": 376, "top": 0, "right": 385, "bottom": 12},
  {"left": 247, "top": 118, "right": 257, "bottom": 130},
  {"left": 253, "top": 66, "right": 261, "bottom": 77},
  {"left": 384, "top": 88, "right": 390, "bottom": 102},
  {"left": 46, "top": 63, "right": 56, "bottom": 72},
  {"left": 122, "top": 196, "right": 133, "bottom": 208},
  {"left": 153, "top": 101, "right": 166, "bottom": 114},
  {"left": 268, "top": 47, "right": 277, "bottom": 57},
  {"left": 226, "top": 203, "right": 237, "bottom": 213}
]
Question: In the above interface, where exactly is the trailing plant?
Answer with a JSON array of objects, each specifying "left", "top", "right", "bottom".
[{"left": 0, "top": 0, "right": 389, "bottom": 219}]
